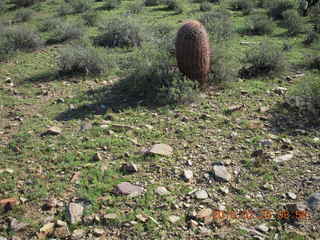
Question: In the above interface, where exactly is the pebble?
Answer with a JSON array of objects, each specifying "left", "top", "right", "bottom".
[
  {"left": 287, "top": 192, "right": 297, "bottom": 200},
  {"left": 155, "top": 186, "right": 170, "bottom": 196},
  {"left": 116, "top": 182, "right": 144, "bottom": 196},
  {"left": 93, "top": 228, "right": 105, "bottom": 237},
  {"left": 168, "top": 215, "right": 180, "bottom": 224},
  {"left": 256, "top": 223, "right": 269, "bottom": 233},
  {"left": 195, "top": 190, "right": 208, "bottom": 200},
  {"left": 274, "top": 153, "right": 294, "bottom": 163},
  {"left": 183, "top": 169, "right": 193, "bottom": 181},
  {"left": 213, "top": 165, "right": 231, "bottom": 182}
]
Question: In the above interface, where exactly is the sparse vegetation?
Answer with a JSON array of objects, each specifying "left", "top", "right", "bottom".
[
  {"left": 47, "top": 21, "right": 84, "bottom": 44},
  {"left": 230, "top": 0, "right": 254, "bottom": 15},
  {"left": 268, "top": 0, "right": 296, "bottom": 20}
]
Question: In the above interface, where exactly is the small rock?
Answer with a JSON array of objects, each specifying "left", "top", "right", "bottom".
[
  {"left": 39, "top": 222, "right": 55, "bottom": 236},
  {"left": 46, "top": 126, "right": 62, "bottom": 135},
  {"left": 189, "top": 219, "right": 198, "bottom": 229},
  {"left": 307, "top": 192, "right": 320, "bottom": 211},
  {"left": 168, "top": 215, "right": 180, "bottom": 224},
  {"left": 247, "top": 120, "right": 264, "bottom": 129},
  {"left": 287, "top": 192, "right": 297, "bottom": 200},
  {"left": 273, "top": 87, "right": 288, "bottom": 95},
  {"left": 220, "top": 186, "right": 229, "bottom": 194},
  {"left": 115, "top": 182, "right": 144, "bottom": 196},
  {"left": 93, "top": 152, "right": 102, "bottom": 161},
  {"left": 259, "top": 139, "right": 273, "bottom": 147},
  {"left": 56, "top": 220, "right": 67, "bottom": 227},
  {"left": 121, "top": 163, "right": 138, "bottom": 174},
  {"left": 274, "top": 153, "right": 294, "bottom": 163},
  {"left": 68, "top": 203, "right": 84, "bottom": 225},
  {"left": 93, "top": 228, "right": 105, "bottom": 237},
  {"left": 155, "top": 186, "right": 170, "bottom": 196},
  {"left": 256, "top": 223, "right": 269, "bottom": 233},
  {"left": 312, "top": 137, "right": 320, "bottom": 143},
  {"left": 195, "top": 190, "right": 208, "bottom": 200},
  {"left": 71, "top": 229, "right": 86, "bottom": 239},
  {"left": 259, "top": 106, "right": 270, "bottom": 113},
  {"left": 136, "top": 214, "right": 148, "bottom": 222},
  {"left": 10, "top": 218, "right": 28, "bottom": 232},
  {"left": 197, "top": 208, "right": 213, "bottom": 219},
  {"left": 230, "top": 131, "right": 238, "bottom": 139},
  {"left": 54, "top": 225, "right": 70, "bottom": 238},
  {"left": 103, "top": 213, "right": 117, "bottom": 220},
  {"left": 262, "top": 183, "right": 274, "bottom": 191},
  {"left": 148, "top": 144, "right": 173, "bottom": 157},
  {"left": 183, "top": 169, "right": 193, "bottom": 181},
  {"left": 213, "top": 165, "right": 231, "bottom": 182}
]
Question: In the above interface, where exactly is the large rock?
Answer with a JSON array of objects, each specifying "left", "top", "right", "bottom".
[
  {"left": 307, "top": 192, "right": 320, "bottom": 211},
  {"left": 148, "top": 144, "right": 173, "bottom": 157},
  {"left": 213, "top": 165, "right": 231, "bottom": 182},
  {"left": 68, "top": 203, "right": 84, "bottom": 224}
]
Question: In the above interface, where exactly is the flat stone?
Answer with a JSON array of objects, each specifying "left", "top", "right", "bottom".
[
  {"left": 168, "top": 215, "right": 180, "bottom": 223},
  {"left": 121, "top": 163, "right": 138, "bottom": 174},
  {"left": 213, "top": 165, "right": 231, "bottom": 182},
  {"left": 68, "top": 203, "right": 84, "bottom": 224},
  {"left": 287, "top": 192, "right": 297, "bottom": 200},
  {"left": 307, "top": 192, "right": 320, "bottom": 211},
  {"left": 39, "top": 222, "right": 55, "bottom": 235},
  {"left": 183, "top": 169, "right": 193, "bottom": 181},
  {"left": 10, "top": 218, "right": 28, "bottom": 232},
  {"left": 148, "top": 144, "right": 173, "bottom": 157},
  {"left": 103, "top": 213, "right": 117, "bottom": 220},
  {"left": 274, "top": 153, "right": 294, "bottom": 163},
  {"left": 256, "top": 223, "right": 269, "bottom": 233},
  {"left": 155, "top": 186, "right": 170, "bottom": 196},
  {"left": 115, "top": 182, "right": 144, "bottom": 196},
  {"left": 93, "top": 228, "right": 105, "bottom": 237},
  {"left": 136, "top": 214, "right": 148, "bottom": 222},
  {"left": 46, "top": 126, "right": 62, "bottom": 135},
  {"left": 71, "top": 229, "right": 86, "bottom": 239},
  {"left": 197, "top": 208, "right": 213, "bottom": 219},
  {"left": 195, "top": 190, "right": 208, "bottom": 200}
]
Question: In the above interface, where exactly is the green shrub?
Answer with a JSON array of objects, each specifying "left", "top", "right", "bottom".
[
  {"left": 282, "top": 9, "right": 305, "bottom": 36},
  {"left": 144, "top": 0, "right": 159, "bottom": 6},
  {"left": 306, "top": 55, "right": 320, "bottom": 70},
  {"left": 243, "top": 14, "right": 276, "bottom": 35},
  {"left": 11, "top": 0, "right": 40, "bottom": 7},
  {"left": 57, "top": 44, "right": 107, "bottom": 75},
  {"left": 200, "top": 1, "right": 212, "bottom": 11},
  {"left": 47, "top": 22, "right": 84, "bottom": 44},
  {"left": 69, "top": 0, "right": 92, "bottom": 13},
  {"left": 287, "top": 75, "right": 320, "bottom": 117},
  {"left": 199, "top": 9, "right": 233, "bottom": 42},
  {"left": 165, "top": 0, "right": 184, "bottom": 13},
  {"left": 208, "top": 46, "right": 237, "bottom": 84},
  {"left": 0, "top": 26, "right": 43, "bottom": 60},
  {"left": 240, "top": 41, "right": 287, "bottom": 78},
  {"left": 127, "top": 0, "right": 144, "bottom": 14},
  {"left": 304, "top": 30, "right": 319, "bottom": 45},
  {"left": 268, "top": 0, "right": 296, "bottom": 20},
  {"left": 96, "top": 18, "right": 143, "bottom": 48},
  {"left": 230, "top": 0, "right": 255, "bottom": 15},
  {"left": 0, "top": 0, "right": 5, "bottom": 12},
  {"left": 102, "top": 0, "right": 121, "bottom": 10},
  {"left": 82, "top": 11, "right": 99, "bottom": 26},
  {"left": 57, "top": 2, "right": 73, "bottom": 16},
  {"left": 38, "top": 18, "right": 61, "bottom": 32},
  {"left": 14, "top": 8, "right": 34, "bottom": 22}
]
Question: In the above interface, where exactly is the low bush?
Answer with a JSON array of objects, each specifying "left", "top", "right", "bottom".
[
  {"left": 11, "top": 0, "right": 40, "bottom": 7},
  {"left": 230, "top": 0, "right": 255, "bottom": 15},
  {"left": 115, "top": 46, "right": 199, "bottom": 106},
  {"left": 304, "top": 30, "right": 319, "bottom": 45},
  {"left": 268, "top": 0, "right": 296, "bottom": 20},
  {"left": 102, "top": 0, "right": 121, "bottom": 10},
  {"left": 199, "top": 9, "right": 233, "bottom": 42},
  {"left": 69, "top": 0, "right": 92, "bottom": 13},
  {"left": 14, "top": 8, "right": 34, "bottom": 22},
  {"left": 127, "top": 0, "right": 144, "bottom": 14},
  {"left": 0, "top": 26, "right": 43, "bottom": 60},
  {"left": 57, "top": 44, "right": 107, "bottom": 75},
  {"left": 95, "top": 18, "right": 143, "bottom": 48},
  {"left": 165, "top": 0, "right": 184, "bottom": 14},
  {"left": 243, "top": 14, "right": 276, "bottom": 35},
  {"left": 199, "top": 1, "right": 212, "bottom": 11},
  {"left": 47, "top": 22, "right": 84, "bottom": 44},
  {"left": 38, "top": 18, "right": 61, "bottom": 32},
  {"left": 0, "top": 0, "right": 5, "bottom": 12},
  {"left": 287, "top": 75, "right": 320, "bottom": 118},
  {"left": 82, "top": 11, "right": 99, "bottom": 26},
  {"left": 306, "top": 55, "right": 320, "bottom": 70},
  {"left": 56, "top": 3, "right": 73, "bottom": 16},
  {"left": 281, "top": 9, "right": 305, "bottom": 36},
  {"left": 144, "top": 0, "right": 159, "bottom": 6},
  {"left": 239, "top": 40, "right": 287, "bottom": 78}
]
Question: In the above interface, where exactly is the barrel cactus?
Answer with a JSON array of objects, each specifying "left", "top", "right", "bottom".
[{"left": 175, "top": 20, "right": 211, "bottom": 87}]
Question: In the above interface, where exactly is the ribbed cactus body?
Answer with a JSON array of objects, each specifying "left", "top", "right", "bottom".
[{"left": 175, "top": 20, "right": 211, "bottom": 87}]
